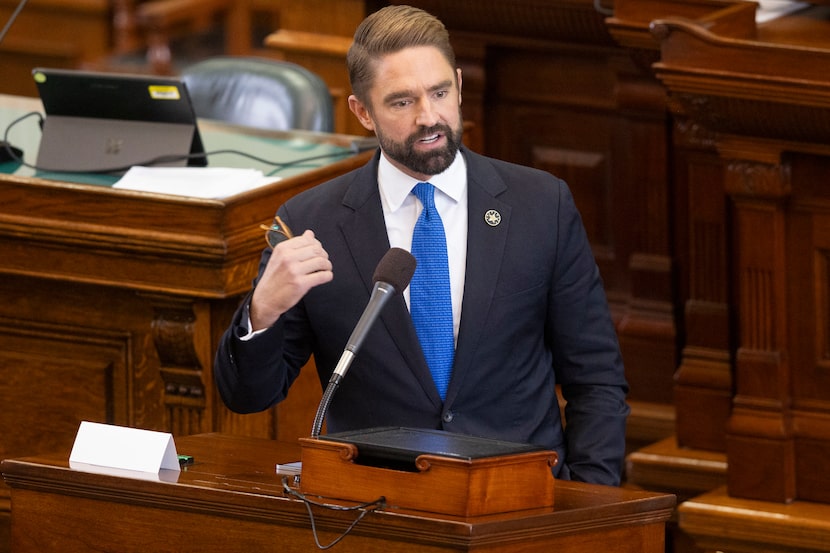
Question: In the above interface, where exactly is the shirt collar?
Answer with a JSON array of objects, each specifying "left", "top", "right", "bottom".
[{"left": 378, "top": 150, "right": 466, "bottom": 212}]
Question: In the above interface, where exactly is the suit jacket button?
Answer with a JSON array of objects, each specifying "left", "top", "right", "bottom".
[{"left": 442, "top": 411, "right": 454, "bottom": 423}]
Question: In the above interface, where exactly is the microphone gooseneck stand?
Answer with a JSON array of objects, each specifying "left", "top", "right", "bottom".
[{"left": 309, "top": 248, "right": 416, "bottom": 438}]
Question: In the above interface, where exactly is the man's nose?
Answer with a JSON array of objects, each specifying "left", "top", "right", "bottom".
[{"left": 414, "top": 98, "right": 440, "bottom": 127}]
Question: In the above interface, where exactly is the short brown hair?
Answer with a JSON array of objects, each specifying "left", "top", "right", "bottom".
[{"left": 347, "top": 5, "right": 456, "bottom": 103}]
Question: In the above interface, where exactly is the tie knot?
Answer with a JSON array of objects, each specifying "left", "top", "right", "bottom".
[{"left": 412, "top": 182, "right": 435, "bottom": 211}]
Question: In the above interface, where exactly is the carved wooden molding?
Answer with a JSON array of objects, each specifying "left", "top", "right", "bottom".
[
  {"left": 724, "top": 159, "right": 791, "bottom": 199},
  {"left": 147, "top": 295, "right": 208, "bottom": 436},
  {"left": 672, "top": 111, "right": 717, "bottom": 150},
  {"left": 652, "top": 16, "right": 830, "bottom": 148}
]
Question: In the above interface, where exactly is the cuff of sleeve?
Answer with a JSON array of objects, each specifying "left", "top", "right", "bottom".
[{"left": 234, "top": 301, "right": 275, "bottom": 341}]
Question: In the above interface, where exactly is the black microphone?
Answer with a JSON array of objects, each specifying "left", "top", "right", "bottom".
[
  {"left": 0, "top": 0, "right": 29, "bottom": 163},
  {"left": 310, "top": 247, "right": 416, "bottom": 437}
]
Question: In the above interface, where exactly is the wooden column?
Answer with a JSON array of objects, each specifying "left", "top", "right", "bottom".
[
  {"left": 720, "top": 143, "right": 794, "bottom": 502},
  {"left": 671, "top": 107, "right": 733, "bottom": 452},
  {"left": 611, "top": 52, "right": 678, "bottom": 446},
  {"left": 607, "top": 0, "right": 741, "bottom": 456}
]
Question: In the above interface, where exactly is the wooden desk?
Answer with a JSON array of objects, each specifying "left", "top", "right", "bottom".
[
  {"left": 626, "top": 436, "right": 727, "bottom": 502},
  {"left": 262, "top": 0, "right": 372, "bottom": 137},
  {"left": 0, "top": 94, "right": 370, "bottom": 552},
  {"left": 626, "top": 436, "right": 727, "bottom": 553},
  {"left": 1, "top": 433, "right": 676, "bottom": 552},
  {"left": 678, "top": 486, "right": 830, "bottom": 553}
]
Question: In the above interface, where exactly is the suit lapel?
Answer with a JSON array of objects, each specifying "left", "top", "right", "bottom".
[
  {"left": 338, "top": 163, "right": 390, "bottom": 293},
  {"left": 446, "top": 150, "right": 511, "bottom": 404}
]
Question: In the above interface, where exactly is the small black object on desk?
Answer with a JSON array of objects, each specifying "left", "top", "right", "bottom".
[{"left": 0, "top": 141, "right": 23, "bottom": 163}]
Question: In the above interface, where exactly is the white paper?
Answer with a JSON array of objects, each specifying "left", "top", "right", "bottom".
[
  {"left": 755, "top": 0, "right": 809, "bottom": 23},
  {"left": 68, "top": 462, "right": 181, "bottom": 483},
  {"left": 113, "top": 166, "right": 281, "bottom": 199},
  {"left": 69, "top": 421, "right": 180, "bottom": 474}
]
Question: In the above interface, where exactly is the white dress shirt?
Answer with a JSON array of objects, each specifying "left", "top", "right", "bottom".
[{"left": 377, "top": 152, "right": 468, "bottom": 343}]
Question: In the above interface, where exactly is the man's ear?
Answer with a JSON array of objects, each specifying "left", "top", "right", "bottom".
[
  {"left": 456, "top": 68, "right": 463, "bottom": 106},
  {"left": 348, "top": 95, "right": 375, "bottom": 132}
]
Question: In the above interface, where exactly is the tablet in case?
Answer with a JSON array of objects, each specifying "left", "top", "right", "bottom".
[
  {"left": 32, "top": 67, "right": 206, "bottom": 173},
  {"left": 323, "top": 426, "right": 545, "bottom": 470}
]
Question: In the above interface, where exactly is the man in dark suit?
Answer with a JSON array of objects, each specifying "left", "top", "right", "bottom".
[{"left": 214, "top": 4, "right": 629, "bottom": 486}]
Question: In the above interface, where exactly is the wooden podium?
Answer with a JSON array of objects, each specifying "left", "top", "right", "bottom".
[
  {"left": 298, "top": 428, "right": 558, "bottom": 517},
  {"left": 1, "top": 433, "right": 675, "bottom": 553}
]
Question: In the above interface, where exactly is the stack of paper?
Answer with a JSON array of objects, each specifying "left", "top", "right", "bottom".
[{"left": 114, "top": 166, "right": 281, "bottom": 199}]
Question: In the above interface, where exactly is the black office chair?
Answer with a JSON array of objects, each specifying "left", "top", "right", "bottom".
[{"left": 181, "top": 57, "right": 335, "bottom": 132}]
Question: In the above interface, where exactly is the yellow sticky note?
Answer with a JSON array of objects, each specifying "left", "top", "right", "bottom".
[{"left": 148, "top": 85, "right": 181, "bottom": 100}]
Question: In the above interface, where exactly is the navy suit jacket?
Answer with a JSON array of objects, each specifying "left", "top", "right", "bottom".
[{"left": 214, "top": 146, "right": 629, "bottom": 485}]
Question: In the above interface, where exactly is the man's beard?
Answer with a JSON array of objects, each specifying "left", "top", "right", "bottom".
[{"left": 376, "top": 119, "right": 463, "bottom": 177}]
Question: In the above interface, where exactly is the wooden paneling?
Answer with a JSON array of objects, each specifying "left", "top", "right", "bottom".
[
  {"left": 265, "top": 29, "right": 365, "bottom": 136},
  {"left": 790, "top": 180, "right": 830, "bottom": 503},
  {"left": 608, "top": 0, "right": 736, "bottom": 456},
  {"left": 650, "top": 5, "right": 830, "bottom": 504},
  {"left": 0, "top": 314, "right": 130, "bottom": 459},
  {"left": 611, "top": 0, "right": 830, "bottom": 549},
  {"left": 262, "top": 0, "right": 382, "bottom": 137},
  {"left": 0, "top": 0, "right": 112, "bottom": 96},
  {"left": 670, "top": 130, "right": 732, "bottom": 452}
]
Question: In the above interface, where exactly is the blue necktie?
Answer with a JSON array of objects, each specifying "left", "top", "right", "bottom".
[{"left": 410, "top": 182, "right": 454, "bottom": 400}]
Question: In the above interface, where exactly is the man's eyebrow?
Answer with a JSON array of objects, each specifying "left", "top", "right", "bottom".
[
  {"left": 381, "top": 79, "right": 454, "bottom": 104},
  {"left": 429, "top": 79, "right": 454, "bottom": 93}
]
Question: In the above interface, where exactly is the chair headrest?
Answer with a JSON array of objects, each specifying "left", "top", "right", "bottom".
[{"left": 182, "top": 57, "right": 334, "bottom": 132}]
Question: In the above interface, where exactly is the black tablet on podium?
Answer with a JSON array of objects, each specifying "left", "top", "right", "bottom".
[
  {"left": 324, "top": 426, "right": 544, "bottom": 470},
  {"left": 32, "top": 67, "right": 206, "bottom": 173}
]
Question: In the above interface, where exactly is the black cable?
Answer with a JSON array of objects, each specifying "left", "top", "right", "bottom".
[
  {"left": 1, "top": 109, "right": 34, "bottom": 164},
  {"left": 281, "top": 477, "right": 385, "bottom": 550},
  {"left": 311, "top": 380, "right": 339, "bottom": 438},
  {"left": 2, "top": 110, "right": 363, "bottom": 175}
]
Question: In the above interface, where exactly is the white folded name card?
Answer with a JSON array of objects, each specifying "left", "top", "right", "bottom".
[{"left": 69, "top": 421, "right": 181, "bottom": 474}]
